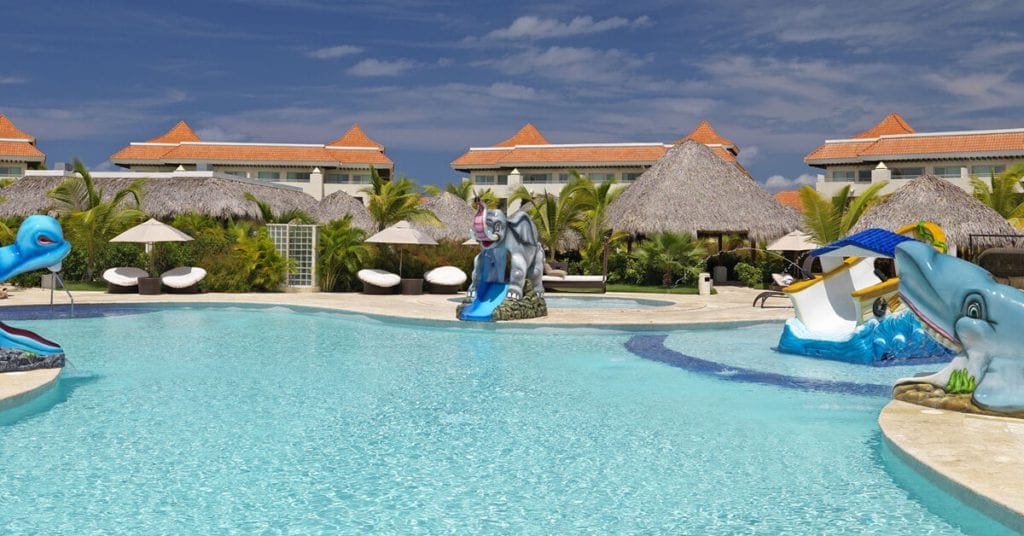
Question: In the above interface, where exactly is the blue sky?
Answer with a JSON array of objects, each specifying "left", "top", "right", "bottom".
[{"left": 3, "top": 1, "right": 1024, "bottom": 191}]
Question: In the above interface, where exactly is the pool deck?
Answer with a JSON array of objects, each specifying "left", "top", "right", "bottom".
[{"left": 1, "top": 286, "right": 1021, "bottom": 526}]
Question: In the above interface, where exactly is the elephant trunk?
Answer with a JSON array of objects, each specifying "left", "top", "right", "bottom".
[{"left": 472, "top": 200, "right": 497, "bottom": 246}]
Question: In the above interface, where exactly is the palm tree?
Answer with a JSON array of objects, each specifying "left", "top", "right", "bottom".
[
  {"left": 317, "top": 215, "right": 371, "bottom": 291},
  {"left": 511, "top": 185, "right": 583, "bottom": 262},
  {"left": 424, "top": 180, "right": 500, "bottom": 209},
  {"left": 244, "top": 193, "right": 314, "bottom": 224},
  {"left": 798, "top": 181, "right": 888, "bottom": 245},
  {"left": 971, "top": 163, "right": 1024, "bottom": 227},
  {"left": 360, "top": 167, "right": 438, "bottom": 231},
  {"left": 48, "top": 159, "right": 145, "bottom": 281},
  {"left": 635, "top": 232, "right": 707, "bottom": 287},
  {"left": 567, "top": 171, "right": 628, "bottom": 273}
]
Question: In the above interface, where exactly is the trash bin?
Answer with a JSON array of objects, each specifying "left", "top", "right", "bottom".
[
  {"left": 712, "top": 265, "right": 728, "bottom": 284},
  {"left": 698, "top": 272, "right": 713, "bottom": 295}
]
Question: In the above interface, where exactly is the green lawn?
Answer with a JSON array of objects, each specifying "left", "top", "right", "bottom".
[
  {"left": 604, "top": 284, "right": 707, "bottom": 294},
  {"left": 62, "top": 281, "right": 108, "bottom": 292}
]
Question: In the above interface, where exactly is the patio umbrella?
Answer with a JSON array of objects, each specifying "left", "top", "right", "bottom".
[
  {"left": 365, "top": 220, "right": 437, "bottom": 277},
  {"left": 110, "top": 218, "right": 193, "bottom": 274},
  {"left": 767, "top": 230, "right": 818, "bottom": 252}
]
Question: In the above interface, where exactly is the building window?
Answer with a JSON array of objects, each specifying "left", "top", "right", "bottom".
[
  {"left": 857, "top": 170, "right": 872, "bottom": 182},
  {"left": 224, "top": 170, "right": 248, "bottom": 178},
  {"left": 474, "top": 174, "right": 496, "bottom": 185},
  {"left": 285, "top": 172, "right": 310, "bottom": 183},
  {"left": 831, "top": 170, "right": 856, "bottom": 181},
  {"left": 891, "top": 167, "right": 924, "bottom": 179},
  {"left": 932, "top": 166, "right": 963, "bottom": 179},
  {"left": 558, "top": 173, "right": 571, "bottom": 183},
  {"left": 588, "top": 173, "right": 616, "bottom": 182},
  {"left": 257, "top": 171, "right": 281, "bottom": 181},
  {"left": 496, "top": 174, "right": 508, "bottom": 185},
  {"left": 524, "top": 173, "right": 551, "bottom": 183},
  {"left": 971, "top": 165, "right": 1006, "bottom": 178},
  {"left": 325, "top": 173, "right": 349, "bottom": 184},
  {"left": 623, "top": 172, "right": 642, "bottom": 182},
  {"left": 350, "top": 174, "right": 371, "bottom": 184},
  {"left": 0, "top": 166, "right": 21, "bottom": 178}
]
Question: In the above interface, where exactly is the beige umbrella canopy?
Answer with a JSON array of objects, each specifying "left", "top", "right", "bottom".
[
  {"left": 606, "top": 140, "right": 800, "bottom": 242},
  {"left": 414, "top": 192, "right": 475, "bottom": 242},
  {"left": 767, "top": 230, "right": 818, "bottom": 252},
  {"left": 849, "top": 174, "right": 1020, "bottom": 253},
  {"left": 312, "top": 190, "right": 374, "bottom": 231},
  {"left": 365, "top": 220, "right": 438, "bottom": 277},
  {"left": 110, "top": 218, "right": 193, "bottom": 273}
]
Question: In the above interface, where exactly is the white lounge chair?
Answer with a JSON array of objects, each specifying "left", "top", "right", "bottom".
[
  {"left": 103, "top": 267, "right": 150, "bottom": 293},
  {"left": 424, "top": 266, "right": 467, "bottom": 294},
  {"left": 541, "top": 261, "right": 606, "bottom": 293},
  {"left": 161, "top": 267, "right": 207, "bottom": 293},
  {"left": 357, "top": 269, "right": 401, "bottom": 294}
]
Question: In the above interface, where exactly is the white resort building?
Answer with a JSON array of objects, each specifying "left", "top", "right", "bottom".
[
  {"left": 806, "top": 113, "right": 1024, "bottom": 197},
  {"left": 0, "top": 115, "right": 46, "bottom": 179},
  {"left": 450, "top": 120, "right": 749, "bottom": 208},
  {"left": 110, "top": 121, "right": 394, "bottom": 202}
]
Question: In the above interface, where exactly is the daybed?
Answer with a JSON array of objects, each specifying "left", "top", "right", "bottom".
[
  {"left": 102, "top": 267, "right": 150, "bottom": 293},
  {"left": 541, "top": 261, "right": 606, "bottom": 293},
  {"left": 161, "top": 267, "right": 207, "bottom": 293},
  {"left": 424, "top": 266, "right": 467, "bottom": 294},
  {"left": 357, "top": 269, "right": 401, "bottom": 294}
]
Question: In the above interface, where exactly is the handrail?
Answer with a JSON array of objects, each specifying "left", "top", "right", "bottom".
[{"left": 48, "top": 272, "right": 74, "bottom": 317}]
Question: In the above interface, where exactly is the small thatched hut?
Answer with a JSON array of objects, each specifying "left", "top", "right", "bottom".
[
  {"left": 850, "top": 174, "right": 1020, "bottom": 255},
  {"left": 606, "top": 140, "right": 800, "bottom": 242},
  {"left": 414, "top": 192, "right": 475, "bottom": 242},
  {"left": 312, "top": 190, "right": 374, "bottom": 231},
  {"left": 0, "top": 175, "right": 318, "bottom": 221}
]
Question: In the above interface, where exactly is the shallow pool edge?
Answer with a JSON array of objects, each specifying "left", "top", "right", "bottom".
[{"left": 0, "top": 368, "right": 60, "bottom": 412}]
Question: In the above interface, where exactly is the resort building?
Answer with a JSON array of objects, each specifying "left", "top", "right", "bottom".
[
  {"left": 450, "top": 120, "right": 748, "bottom": 208},
  {"left": 0, "top": 115, "right": 45, "bottom": 179},
  {"left": 110, "top": 121, "right": 393, "bottom": 202},
  {"left": 805, "top": 113, "right": 1024, "bottom": 197}
]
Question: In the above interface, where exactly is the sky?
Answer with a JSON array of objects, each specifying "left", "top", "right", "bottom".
[{"left": 3, "top": 0, "right": 1024, "bottom": 192}]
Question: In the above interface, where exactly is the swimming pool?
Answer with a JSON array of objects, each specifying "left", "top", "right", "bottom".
[
  {"left": 0, "top": 304, "right": 1013, "bottom": 534},
  {"left": 448, "top": 295, "right": 674, "bottom": 308}
]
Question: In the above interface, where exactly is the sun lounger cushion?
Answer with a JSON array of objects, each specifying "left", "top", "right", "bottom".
[
  {"left": 161, "top": 267, "right": 207, "bottom": 289},
  {"left": 357, "top": 269, "right": 401, "bottom": 288},
  {"left": 424, "top": 266, "right": 467, "bottom": 286},
  {"left": 102, "top": 267, "right": 149, "bottom": 287}
]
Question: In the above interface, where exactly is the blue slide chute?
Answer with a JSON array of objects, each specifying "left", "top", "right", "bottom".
[{"left": 458, "top": 280, "right": 508, "bottom": 321}]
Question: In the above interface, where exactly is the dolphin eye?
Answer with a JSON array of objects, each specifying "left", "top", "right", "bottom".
[
  {"left": 37, "top": 235, "right": 54, "bottom": 246},
  {"left": 493, "top": 221, "right": 504, "bottom": 234},
  {"left": 962, "top": 294, "right": 986, "bottom": 320}
]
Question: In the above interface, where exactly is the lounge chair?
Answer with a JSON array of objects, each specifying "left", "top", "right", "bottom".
[
  {"left": 161, "top": 267, "right": 207, "bottom": 293},
  {"left": 752, "top": 273, "right": 794, "bottom": 308},
  {"left": 541, "top": 261, "right": 607, "bottom": 293},
  {"left": 357, "top": 269, "right": 401, "bottom": 294},
  {"left": 424, "top": 266, "right": 467, "bottom": 294},
  {"left": 102, "top": 267, "right": 150, "bottom": 293}
]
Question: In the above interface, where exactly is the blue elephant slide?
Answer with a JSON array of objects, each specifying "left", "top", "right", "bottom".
[{"left": 459, "top": 281, "right": 508, "bottom": 321}]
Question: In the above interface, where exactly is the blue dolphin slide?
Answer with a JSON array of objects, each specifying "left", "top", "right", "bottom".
[{"left": 459, "top": 280, "right": 508, "bottom": 321}]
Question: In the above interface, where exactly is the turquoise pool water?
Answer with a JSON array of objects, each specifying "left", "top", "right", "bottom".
[{"left": 0, "top": 305, "right": 1014, "bottom": 534}]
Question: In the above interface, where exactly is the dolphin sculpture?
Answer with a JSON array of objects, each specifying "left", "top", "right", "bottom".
[
  {"left": 895, "top": 240, "right": 1024, "bottom": 411},
  {"left": 0, "top": 215, "right": 71, "bottom": 355}
]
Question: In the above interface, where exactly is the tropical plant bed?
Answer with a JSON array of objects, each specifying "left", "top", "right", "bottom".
[{"left": 0, "top": 349, "right": 65, "bottom": 373}]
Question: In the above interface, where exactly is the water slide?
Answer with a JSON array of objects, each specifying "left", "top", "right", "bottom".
[{"left": 458, "top": 280, "right": 508, "bottom": 321}]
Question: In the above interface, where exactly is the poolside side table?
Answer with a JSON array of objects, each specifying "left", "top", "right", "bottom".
[
  {"left": 138, "top": 277, "right": 162, "bottom": 295},
  {"left": 400, "top": 278, "right": 423, "bottom": 295}
]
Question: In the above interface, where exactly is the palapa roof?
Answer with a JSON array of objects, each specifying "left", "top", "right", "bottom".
[
  {"left": 413, "top": 192, "right": 475, "bottom": 242},
  {"left": 111, "top": 121, "right": 392, "bottom": 168},
  {"left": 311, "top": 190, "right": 374, "bottom": 230},
  {"left": 849, "top": 174, "right": 1019, "bottom": 248},
  {"left": 0, "top": 114, "right": 44, "bottom": 163},
  {"left": 606, "top": 140, "right": 800, "bottom": 241},
  {"left": 0, "top": 174, "right": 317, "bottom": 221},
  {"left": 806, "top": 112, "right": 1024, "bottom": 166},
  {"left": 451, "top": 120, "right": 747, "bottom": 171}
]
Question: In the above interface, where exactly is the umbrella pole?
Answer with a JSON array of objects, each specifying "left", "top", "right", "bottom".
[{"left": 399, "top": 248, "right": 404, "bottom": 278}]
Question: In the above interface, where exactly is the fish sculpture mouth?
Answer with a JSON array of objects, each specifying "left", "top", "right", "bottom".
[{"left": 0, "top": 322, "right": 61, "bottom": 353}]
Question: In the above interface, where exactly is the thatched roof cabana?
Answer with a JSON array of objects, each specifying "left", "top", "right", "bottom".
[
  {"left": 849, "top": 174, "right": 1019, "bottom": 252},
  {"left": 312, "top": 190, "right": 374, "bottom": 231},
  {"left": 414, "top": 192, "right": 475, "bottom": 242},
  {"left": 0, "top": 175, "right": 318, "bottom": 221},
  {"left": 606, "top": 140, "right": 800, "bottom": 241}
]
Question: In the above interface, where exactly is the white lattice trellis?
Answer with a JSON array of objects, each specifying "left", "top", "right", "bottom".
[{"left": 268, "top": 224, "right": 318, "bottom": 288}]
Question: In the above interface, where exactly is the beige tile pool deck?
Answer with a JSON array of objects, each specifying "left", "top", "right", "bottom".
[{"left": 1, "top": 285, "right": 1021, "bottom": 528}]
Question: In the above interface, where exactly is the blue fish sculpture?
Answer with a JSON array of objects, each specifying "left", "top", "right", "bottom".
[{"left": 0, "top": 215, "right": 71, "bottom": 355}]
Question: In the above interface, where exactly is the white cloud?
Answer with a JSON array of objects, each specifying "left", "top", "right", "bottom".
[
  {"left": 487, "top": 82, "right": 538, "bottom": 100},
  {"left": 0, "top": 75, "right": 27, "bottom": 85},
  {"left": 306, "top": 44, "right": 363, "bottom": 59},
  {"left": 346, "top": 58, "right": 416, "bottom": 77},
  {"left": 479, "top": 46, "right": 651, "bottom": 82},
  {"left": 763, "top": 173, "right": 817, "bottom": 193},
  {"left": 482, "top": 15, "right": 650, "bottom": 40}
]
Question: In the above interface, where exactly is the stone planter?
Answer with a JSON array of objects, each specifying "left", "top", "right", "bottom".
[{"left": 0, "top": 349, "right": 65, "bottom": 373}]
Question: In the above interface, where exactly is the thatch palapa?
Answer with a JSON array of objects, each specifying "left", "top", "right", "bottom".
[
  {"left": 606, "top": 141, "right": 800, "bottom": 242},
  {"left": 850, "top": 174, "right": 1020, "bottom": 251},
  {"left": 414, "top": 192, "right": 475, "bottom": 242},
  {"left": 312, "top": 190, "right": 374, "bottom": 231}
]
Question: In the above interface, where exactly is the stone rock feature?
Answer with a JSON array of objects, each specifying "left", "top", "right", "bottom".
[
  {"left": 455, "top": 280, "right": 547, "bottom": 321},
  {"left": 893, "top": 383, "right": 1024, "bottom": 419},
  {"left": 0, "top": 348, "right": 65, "bottom": 373}
]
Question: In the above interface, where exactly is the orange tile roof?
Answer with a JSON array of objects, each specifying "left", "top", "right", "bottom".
[
  {"left": 0, "top": 115, "right": 35, "bottom": 141},
  {"left": 853, "top": 112, "right": 914, "bottom": 139},
  {"left": 674, "top": 120, "right": 738, "bottom": 160},
  {"left": 773, "top": 190, "right": 803, "bottom": 212},
  {"left": 112, "top": 122, "right": 392, "bottom": 167},
  {"left": 327, "top": 124, "right": 384, "bottom": 149},
  {"left": 147, "top": 121, "right": 201, "bottom": 143},
  {"left": 496, "top": 123, "right": 549, "bottom": 147},
  {"left": 0, "top": 141, "right": 45, "bottom": 160}
]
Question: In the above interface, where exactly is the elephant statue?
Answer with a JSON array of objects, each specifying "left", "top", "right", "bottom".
[{"left": 468, "top": 199, "right": 545, "bottom": 300}]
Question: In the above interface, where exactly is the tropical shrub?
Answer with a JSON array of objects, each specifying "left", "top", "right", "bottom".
[
  {"left": 734, "top": 262, "right": 762, "bottom": 288},
  {"left": 203, "top": 224, "right": 289, "bottom": 292},
  {"left": 635, "top": 232, "right": 707, "bottom": 287},
  {"left": 317, "top": 216, "right": 371, "bottom": 292}
]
